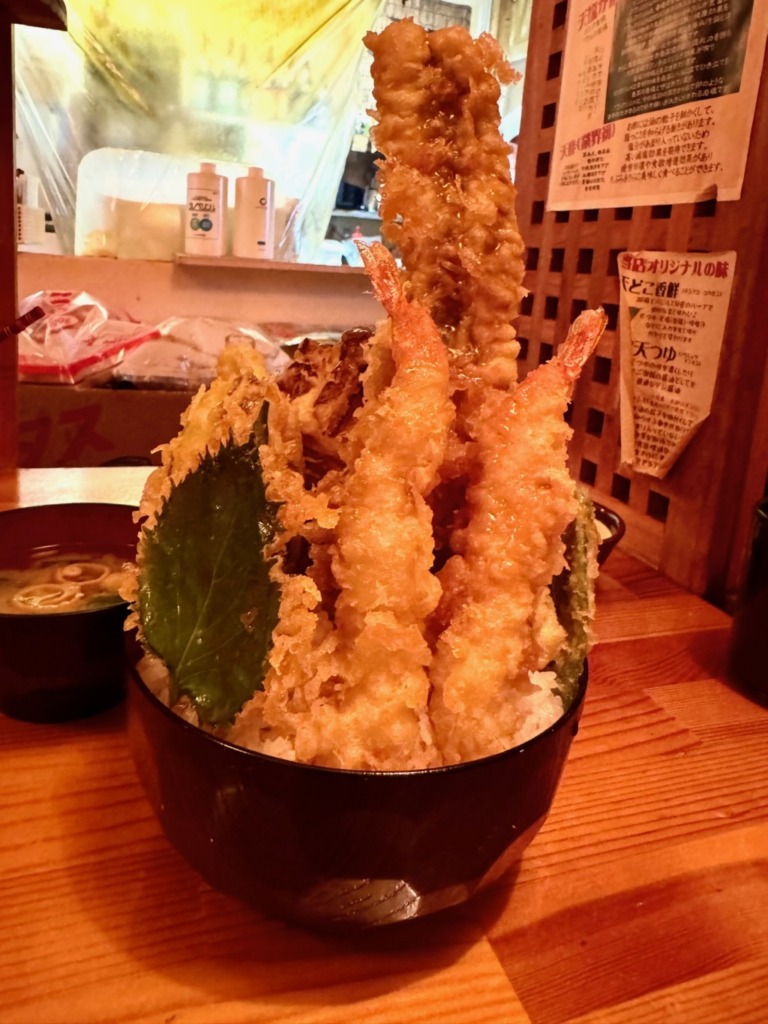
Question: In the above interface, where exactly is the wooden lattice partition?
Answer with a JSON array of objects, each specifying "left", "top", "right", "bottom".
[{"left": 514, "top": 0, "right": 768, "bottom": 603}]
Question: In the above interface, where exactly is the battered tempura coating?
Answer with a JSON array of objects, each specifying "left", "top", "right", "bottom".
[
  {"left": 231, "top": 245, "right": 454, "bottom": 770},
  {"left": 133, "top": 275, "right": 603, "bottom": 767},
  {"left": 122, "top": 343, "right": 270, "bottom": 616},
  {"left": 430, "top": 311, "right": 608, "bottom": 763},
  {"left": 138, "top": 343, "right": 269, "bottom": 531},
  {"left": 366, "top": 19, "right": 524, "bottom": 388},
  {"left": 133, "top": 19, "right": 606, "bottom": 771}
]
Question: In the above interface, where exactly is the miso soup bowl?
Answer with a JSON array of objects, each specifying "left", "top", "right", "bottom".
[
  {"left": 126, "top": 642, "right": 587, "bottom": 930},
  {"left": 0, "top": 503, "right": 138, "bottom": 723}
]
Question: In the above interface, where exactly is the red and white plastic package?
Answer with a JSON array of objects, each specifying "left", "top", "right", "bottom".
[{"left": 17, "top": 291, "right": 156, "bottom": 384}]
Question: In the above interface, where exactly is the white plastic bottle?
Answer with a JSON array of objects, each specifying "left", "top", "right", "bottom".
[
  {"left": 184, "top": 162, "right": 227, "bottom": 256},
  {"left": 233, "top": 166, "right": 275, "bottom": 260}
]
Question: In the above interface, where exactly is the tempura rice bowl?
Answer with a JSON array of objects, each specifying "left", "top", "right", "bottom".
[{"left": 126, "top": 638, "right": 587, "bottom": 930}]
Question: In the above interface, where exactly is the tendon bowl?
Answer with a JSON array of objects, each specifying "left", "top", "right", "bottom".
[
  {"left": 0, "top": 503, "right": 138, "bottom": 723},
  {"left": 126, "top": 642, "right": 587, "bottom": 930}
]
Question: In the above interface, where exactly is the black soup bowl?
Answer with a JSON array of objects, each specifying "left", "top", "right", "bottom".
[
  {"left": 126, "top": 639, "right": 587, "bottom": 930},
  {"left": 0, "top": 503, "right": 138, "bottom": 723},
  {"left": 593, "top": 500, "right": 626, "bottom": 565}
]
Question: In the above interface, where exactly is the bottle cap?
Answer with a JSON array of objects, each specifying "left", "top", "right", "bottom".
[
  {"left": 248, "top": 166, "right": 265, "bottom": 180},
  {"left": 200, "top": 162, "right": 216, "bottom": 174}
]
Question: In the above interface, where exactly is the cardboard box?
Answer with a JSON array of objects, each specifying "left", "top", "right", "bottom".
[{"left": 19, "top": 383, "right": 193, "bottom": 468}]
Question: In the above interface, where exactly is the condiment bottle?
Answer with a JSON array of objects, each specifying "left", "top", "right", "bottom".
[
  {"left": 184, "top": 162, "right": 227, "bottom": 256},
  {"left": 233, "top": 167, "right": 275, "bottom": 260}
]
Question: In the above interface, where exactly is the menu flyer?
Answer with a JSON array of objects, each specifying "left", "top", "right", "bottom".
[
  {"left": 549, "top": 0, "right": 768, "bottom": 209},
  {"left": 618, "top": 249, "right": 736, "bottom": 478}
]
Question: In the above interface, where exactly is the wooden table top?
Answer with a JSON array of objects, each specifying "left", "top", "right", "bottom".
[{"left": 0, "top": 468, "right": 766, "bottom": 1024}]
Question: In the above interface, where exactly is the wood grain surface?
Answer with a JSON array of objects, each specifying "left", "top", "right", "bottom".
[{"left": 0, "top": 470, "right": 766, "bottom": 1023}]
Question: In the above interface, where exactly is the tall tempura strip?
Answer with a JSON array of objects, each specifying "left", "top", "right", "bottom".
[{"left": 366, "top": 20, "right": 526, "bottom": 388}]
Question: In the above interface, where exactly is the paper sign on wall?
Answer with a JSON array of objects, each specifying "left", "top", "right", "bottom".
[
  {"left": 548, "top": 0, "right": 768, "bottom": 209},
  {"left": 618, "top": 250, "right": 736, "bottom": 478}
]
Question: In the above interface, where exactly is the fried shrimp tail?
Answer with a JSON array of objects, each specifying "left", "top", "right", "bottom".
[
  {"left": 358, "top": 241, "right": 399, "bottom": 307},
  {"left": 557, "top": 309, "right": 610, "bottom": 388},
  {"left": 430, "top": 309, "right": 607, "bottom": 764},
  {"left": 359, "top": 242, "right": 442, "bottom": 367}
]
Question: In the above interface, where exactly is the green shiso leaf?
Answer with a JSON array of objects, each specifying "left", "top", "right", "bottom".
[
  {"left": 551, "top": 490, "right": 598, "bottom": 707},
  {"left": 138, "top": 419, "right": 279, "bottom": 725}
]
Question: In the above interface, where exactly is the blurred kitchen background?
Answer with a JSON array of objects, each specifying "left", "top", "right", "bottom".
[{"left": 14, "top": 0, "right": 531, "bottom": 264}]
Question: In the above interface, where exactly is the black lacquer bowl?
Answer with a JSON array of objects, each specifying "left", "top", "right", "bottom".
[
  {"left": 593, "top": 501, "right": 626, "bottom": 565},
  {"left": 126, "top": 644, "right": 587, "bottom": 930},
  {"left": 0, "top": 503, "right": 137, "bottom": 722}
]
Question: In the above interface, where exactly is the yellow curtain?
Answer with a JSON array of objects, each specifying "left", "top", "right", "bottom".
[
  {"left": 70, "top": 0, "right": 382, "bottom": 123},
  {"left": 15, "top": 0, "right": 384, "bottom": 257}
]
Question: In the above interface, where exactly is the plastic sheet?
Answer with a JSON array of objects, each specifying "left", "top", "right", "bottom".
[
  {"left": 14, "top": 0, "right": 384, "bottom": 262},
  {"left": 112, "top": 316, "right": 290, "bottom": 390}
]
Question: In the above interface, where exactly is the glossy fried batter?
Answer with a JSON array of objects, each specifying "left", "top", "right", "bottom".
[
  {"left": 232, "top": 245, "right": 454, "bottom": 770},
  {"left": 122, "top": 343, "right": 271, "bottom": 618},
  {"left": 366, "top": 19, "right": 525, "bottom": 388},
  {"left": 137, "top": 343, "right": 270, "bottom": 532},
  {"left": 429, "top": 311, "right": 607, "bottom": 763},
  {"left": 134, "top": 21, "right": 604, "bottom": 772}
]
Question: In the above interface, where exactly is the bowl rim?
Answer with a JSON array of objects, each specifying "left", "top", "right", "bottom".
[
  {"left": 0, "top": 500, "right": 139, "bottom": 521},
  {"left": 592, "top": 499, "right": 626, "bottom": 542},
  {"left": 126, "top": 643, "right": 588, "bottom": 781},
  {"left": 0, "top": 501, "right": 138, "bottom": 621},
  {"left": 0, "top": 597, "right": 130, "bottom": 622}
]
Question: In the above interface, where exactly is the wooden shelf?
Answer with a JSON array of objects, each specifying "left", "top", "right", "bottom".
[{"left": 174, "top": 254, "right": 365, "bottom": 275}]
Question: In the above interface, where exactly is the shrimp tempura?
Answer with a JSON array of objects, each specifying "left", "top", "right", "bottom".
[
  {"left": 430, "top": 311, "right": 608, "bottom": 764},
  {"left": 310, "top": 244, "right": 454, "bottom": 769},
  {"left": 232, "top": 245, "right": 454, "bottom": 770}
]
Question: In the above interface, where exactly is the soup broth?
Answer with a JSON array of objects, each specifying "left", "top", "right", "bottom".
[{"left": 0, "top": 548, "right": 130, "bottom": 615}]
